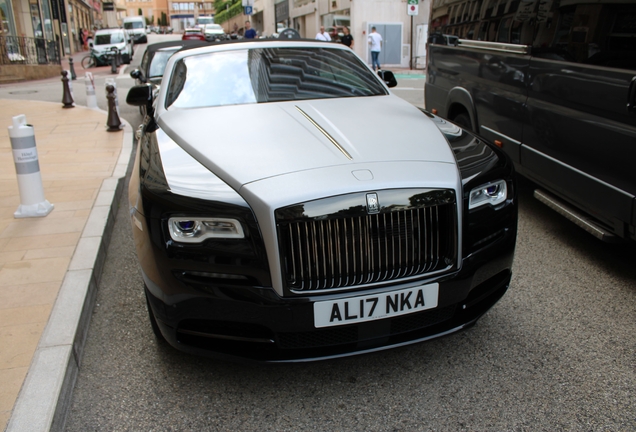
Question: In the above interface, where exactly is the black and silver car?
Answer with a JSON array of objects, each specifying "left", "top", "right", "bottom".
[{"left": 126, "top": 39, "right": 518, "bottom": 362}]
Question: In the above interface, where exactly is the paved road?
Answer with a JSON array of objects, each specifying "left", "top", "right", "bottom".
[{"left": 3, "top": 35, "right": 635, "bottom": 431}]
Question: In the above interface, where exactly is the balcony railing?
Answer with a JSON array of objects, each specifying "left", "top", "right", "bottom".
[{"left": 0, "top": 36, "right": 61, "bottom": 66}]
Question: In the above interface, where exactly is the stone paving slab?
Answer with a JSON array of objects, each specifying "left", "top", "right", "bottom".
[{"left": 0, "top": 100, "right": 132, "bottom": 431}]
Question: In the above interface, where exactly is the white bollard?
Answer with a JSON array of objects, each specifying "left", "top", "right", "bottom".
[
  {"left": 85, "top": 72, "right": 97, "bottom": 109},
  {"left": 8, "top": 115, "right": 54, "bottom": 218}
]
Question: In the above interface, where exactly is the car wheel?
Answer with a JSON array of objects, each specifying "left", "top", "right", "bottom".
[
  {"left": 145, "top": 290, "right": 165, "bottom": 341},
  {"left": 452, "top": 112, "right": 472, "bottom": 131}
]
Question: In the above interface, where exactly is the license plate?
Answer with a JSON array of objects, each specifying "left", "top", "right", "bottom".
[{"left": 313, "top": 283, "right": 439, "bottom": 328}]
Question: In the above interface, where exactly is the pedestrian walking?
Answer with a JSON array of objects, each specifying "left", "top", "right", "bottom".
[
  {"left": 315, "top": 26, "right": 331, "bottom": 41},
  {"left": 244, "top": 21, "right": 257, "bottom": 39},
  {"left": 340, "top": 26, "right": 353, "bottom": 48},
  {"left": 78, "top": 29, "right": 85, "bottom": 51},
  {"left": 368, "top": 26, "right": 382, "bottom": 71},
  {"left": 83, "top": 28, "right": 89, "bottom": 50}
]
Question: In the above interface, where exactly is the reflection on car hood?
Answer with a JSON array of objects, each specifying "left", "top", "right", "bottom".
[{"left": 157, "top": 95, "right": 456, "bottom": 190}]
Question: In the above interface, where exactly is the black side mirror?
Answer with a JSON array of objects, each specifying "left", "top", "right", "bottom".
[
  {"left": 377, "top": 70, "right": 397, "bottom": 88},
  {"left": 130, "top": 69, "right": 146, "bottom": 82},
  {"left": 126, "top": 84, "right": 153, "bottom": 107}
]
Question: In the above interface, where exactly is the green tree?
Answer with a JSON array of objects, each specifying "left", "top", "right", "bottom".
[{"left": 138, "top": 8, "right": 142, "bottom": 16}]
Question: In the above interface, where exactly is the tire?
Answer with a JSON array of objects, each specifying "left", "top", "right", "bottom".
[
  {"left": 81, "top": 55, "right": 95, "bottom": 69},
  {"left": 451, "top": 112, "right": 472, "bottom": 131},
  {"left": 123, "top": 53, "right": 131, "bottom": 64}
]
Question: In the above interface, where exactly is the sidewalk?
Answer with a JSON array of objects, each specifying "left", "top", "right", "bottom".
[{"left": 0, "top": 100, "right": 132, "bottom": 431}]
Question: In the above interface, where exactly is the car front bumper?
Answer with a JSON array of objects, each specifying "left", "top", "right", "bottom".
[{"left": 143, "top": 227, "right": 515, "bottom": 363}]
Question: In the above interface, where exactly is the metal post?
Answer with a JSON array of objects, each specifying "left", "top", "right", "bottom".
[
  {"left": 69, "top": 56, "right": 77, "bottom": 80},
  {"left": 61, "top": 70, "right": 75, "bottom": 108},
  {"left": 106, "top": 85, "right": 122, "bottom": 131}
]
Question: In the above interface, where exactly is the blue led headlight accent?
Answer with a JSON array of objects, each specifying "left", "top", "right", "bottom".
[{"left": 468, "top": 180, "right": 507, "bottom": 210}]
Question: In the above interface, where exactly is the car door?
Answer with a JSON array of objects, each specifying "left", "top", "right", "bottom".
[{"left": 521, "top": 3, "right": 636, "bottom": 237}]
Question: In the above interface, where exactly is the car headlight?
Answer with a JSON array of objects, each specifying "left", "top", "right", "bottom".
[
  {"left": 468, "top": 180, "right": 507, "bottom": 210},
  {"left": 169, "top": 217, "right": 245, "bottom": 243}
]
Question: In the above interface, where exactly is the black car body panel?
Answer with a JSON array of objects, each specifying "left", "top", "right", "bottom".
[{"left": 425, "top": 2, "right": 636, "bottom": 241}]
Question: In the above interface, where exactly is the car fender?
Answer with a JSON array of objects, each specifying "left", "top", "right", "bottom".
[{"left": 446, "top": 87, "right": 478, "bottom": 132}]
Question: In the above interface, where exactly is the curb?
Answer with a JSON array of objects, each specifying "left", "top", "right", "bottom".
[{"left": 5, "top": 116, "right": 134, "bottom": 432}]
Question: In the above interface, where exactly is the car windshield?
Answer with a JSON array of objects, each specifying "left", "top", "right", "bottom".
[
  {"left": 165, "top": 47, "right": 388, "bottom": 109},
  {"left": 124, "top": 21, "right": 144, "bottom": 29},
  {"left": 95, "top": 32, "right": 124, "bottom": 45},
  {"left": 149, "top": 48, "right": 180, "bottom": 78},
  {"left": 205, "top": 24, "right": 223, "bottom": 32}
]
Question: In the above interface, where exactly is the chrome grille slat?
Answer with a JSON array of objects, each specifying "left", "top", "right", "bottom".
[{"left": 278, "top": 197, "right": 456, "bottom": 292}]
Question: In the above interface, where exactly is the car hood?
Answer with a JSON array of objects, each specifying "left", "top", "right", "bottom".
[{"left": 157, "top": 95, "right": 456, "bottom": 191}]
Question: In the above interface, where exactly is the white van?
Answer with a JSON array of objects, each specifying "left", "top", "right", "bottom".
[{"left": 123, "top": 16, "right": 147, "bottom": 44}]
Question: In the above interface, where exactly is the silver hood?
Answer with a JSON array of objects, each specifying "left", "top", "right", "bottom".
[
  {"left": 155, "top": 95, "right": 463, "bottom": 295},
  {"left": 157, "top": 94, "right": 457, "bottom": 192}
]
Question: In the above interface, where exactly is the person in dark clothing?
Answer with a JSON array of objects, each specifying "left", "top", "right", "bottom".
[
  {"left": 244, "top": 21, "right": 257, "bottom": 39},
  {"left": 340, "top": 26, "right": 353, "bottom": 48}
]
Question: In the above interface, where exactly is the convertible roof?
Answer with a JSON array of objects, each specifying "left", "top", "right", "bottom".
[{"left": 144, "top": 40, "right": 210, "bottom": 54}]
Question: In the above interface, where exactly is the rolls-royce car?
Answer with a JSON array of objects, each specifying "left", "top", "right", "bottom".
[{"left": 126, "top": 39, "right": 518, "bottom": 362}]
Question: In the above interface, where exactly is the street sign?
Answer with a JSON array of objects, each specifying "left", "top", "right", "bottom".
[
  {"left": 408, "top": 4, "right": 418, "bottom": 15},
  {"left": 244, "top": 5, "right": 253, "bottom": 15}
]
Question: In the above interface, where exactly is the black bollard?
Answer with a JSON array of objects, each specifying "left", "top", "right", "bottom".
[
  {"left": 111, "top": 52, "right": 117, "bottom": 74},
  {"left": 61, "top": 70, "right": 74, "bottom": 108},
  {"left": 69, "top": 57, "right": 77, "bottom": 80},
  {"left": 106, "top": 85, "right": 122, "bottom": 132}
]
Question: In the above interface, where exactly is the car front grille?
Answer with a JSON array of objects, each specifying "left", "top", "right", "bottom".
[{"left": 276, "top": 190, "right": 457, "bottom": 293}]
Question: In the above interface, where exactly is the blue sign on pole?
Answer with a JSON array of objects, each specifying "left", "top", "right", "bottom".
[{"left": 244, "top": 6, "right": 253, "bottom": 15}]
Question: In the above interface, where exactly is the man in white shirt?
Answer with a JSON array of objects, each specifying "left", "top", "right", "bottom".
[
  {"left": 315, "top": 26, "right": 331, "bottom": 41},
  {"left": 368, "top": 26, "right": 383, "bottom": 71}
]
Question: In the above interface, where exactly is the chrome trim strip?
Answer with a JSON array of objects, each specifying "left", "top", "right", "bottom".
[
  {"left": 295, "top": 106, "right": 353, "bottom": 160},
  {"left": 480, "top": 126, "right": 521, "bottom": 146},
  {"left": 458, "top": 39, "right": 529, "bottom": 55},
  {"left": 522, "top": 145, "right": 634, "bottom": 198}
]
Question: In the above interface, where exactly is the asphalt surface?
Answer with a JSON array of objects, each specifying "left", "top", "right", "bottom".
[
  {"left": 3, "top": 34, "right": 635, "bottom": 431},
  {"left": 61, "top": 175, "right": 636, "bottom": 431}
]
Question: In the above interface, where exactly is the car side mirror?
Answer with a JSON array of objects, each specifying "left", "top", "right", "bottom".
[
  {"left": 130, "top": 69, "right": 146, "bottom": 82},
  {"left": 126, "top": 84, "right": 153, "bottom": 107},
  {"left": 377, "top": 70, "right": 397, "bottom": 88}
]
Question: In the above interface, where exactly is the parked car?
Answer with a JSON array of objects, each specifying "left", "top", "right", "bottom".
[
  {"left": 126, "top": 39, "right": 517, "bottom": 362},
  {"left": 90, "top": 28, "right": 133, "bottom": 65},
  {"left": 123, "top": 16, "right": 147, "bottom": 44},
  {"left": 426, "top": 1, "right": 636, "bottom": 242},
  {"left": 129, "top": 40, "right": 208, "bottom": 114},
  {"left": 182, "top": 28, "right": 206, "bottom": 41},
  {"left": 203, "top": 23, "right": 226, "bottom": 42}
]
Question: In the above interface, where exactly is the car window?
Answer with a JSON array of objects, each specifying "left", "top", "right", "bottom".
[
  {"left": 124, "top": 21, "right": 144, "bottom": 29},
  {"left": 95, "top": 32, "right": 124, "bottom": 45},
  {"left": 165, "top": 47, "right": 388, "bottom": 109},
  {"left": 149, "top": 49, "right": 180, "bottom": 78}
]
